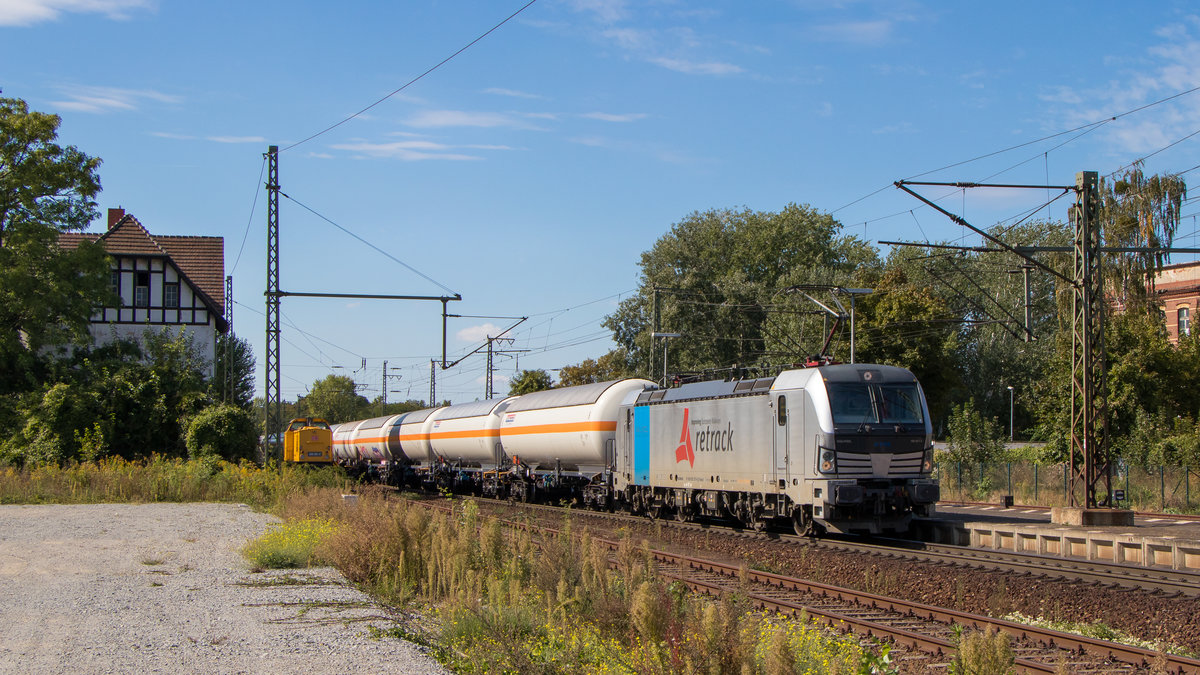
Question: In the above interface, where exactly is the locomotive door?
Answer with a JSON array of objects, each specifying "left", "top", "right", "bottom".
[{"left": 773, "top": 393, "right": 790, "bottom": 488}]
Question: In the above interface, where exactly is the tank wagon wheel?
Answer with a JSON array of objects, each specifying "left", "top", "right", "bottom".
[{"left": 674, "top": 507, "right": 690, "bottom": 523}]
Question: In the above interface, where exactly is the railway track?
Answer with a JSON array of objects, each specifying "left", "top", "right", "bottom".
[
  {"left": 457, "top": 495, "right": 1200, "bottom": 597},
  {"left": 410, "top": 497, "right": 1200, "bottom": 673}
]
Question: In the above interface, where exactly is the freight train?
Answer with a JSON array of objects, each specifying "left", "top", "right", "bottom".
[{"left": 320, "top": 363, "right": 939, "bottom": 535}]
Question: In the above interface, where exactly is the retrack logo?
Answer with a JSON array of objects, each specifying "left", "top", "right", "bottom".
[
  {"left": 675, "top": 408, "right": 735, "bottom": 468},
  {"left": 675, "top": 408, "right": 695, "bottom": 467}
]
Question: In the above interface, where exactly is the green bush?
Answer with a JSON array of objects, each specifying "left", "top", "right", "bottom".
[{"left": 185, "top": 403, "right": 258, "bottom": 462}]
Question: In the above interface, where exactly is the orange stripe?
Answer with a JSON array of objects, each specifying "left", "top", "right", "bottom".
[
  {"left": 500, "top": 421, "right": 617, "bottom": 436},
  {"left": 427, "top": 429, "right": 501, "bottom": 440}
]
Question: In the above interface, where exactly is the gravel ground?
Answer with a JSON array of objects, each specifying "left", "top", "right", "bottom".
[{"left": 0, "top": 503, "right": 448, "bottom": 675}]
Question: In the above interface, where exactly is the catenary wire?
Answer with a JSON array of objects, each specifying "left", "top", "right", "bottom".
[{"left": 280, "top": 0, "right": 539, "bottom": 153}]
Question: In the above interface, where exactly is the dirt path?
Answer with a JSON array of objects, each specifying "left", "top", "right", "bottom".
[{"left": 0, "top": 503, "right": 446, "bottom": 675}]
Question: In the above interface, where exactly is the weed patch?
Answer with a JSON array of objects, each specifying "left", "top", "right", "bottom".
[{"left": 242, "top": 518, "right": 336, "bottom": 569}]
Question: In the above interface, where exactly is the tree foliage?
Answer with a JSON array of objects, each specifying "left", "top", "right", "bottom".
[
  {"left": 558, "top": 349, "right": 635, "bottom": 387},
  {"left": 0, "top": 331, "right": 214, "bottom": 466},
  {"left": 0, "top": 97, "right": 111, "bottom": 391},
  {"left": 298, "top": 375, "right": 369, "bottom": 424},
  {"left": 604, "top": 204, "right": 878, "bottom": 381},
  {"left": 213, "top": 332, "right": 256, "bottom": 409},
  {"left": 509, "top": 369, "right": 553, "bottom": 395}
]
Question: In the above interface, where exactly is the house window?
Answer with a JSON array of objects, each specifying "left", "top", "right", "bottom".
[
  {"left": 135, "top": 271, "right": 150, "bottom": 307},
  {"left": 1180, "top": 307, "right": 1191, "bottom": 337},
  {"left": 164, "top": 282, "right": 180, "bottom": 308},
  {"left": 110, "top": 270, "right": 120, "bottom": 296}
]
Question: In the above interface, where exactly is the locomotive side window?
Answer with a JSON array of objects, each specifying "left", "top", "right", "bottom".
[{"left": 777, "top": 395, "right": 787, "bottom": 426}]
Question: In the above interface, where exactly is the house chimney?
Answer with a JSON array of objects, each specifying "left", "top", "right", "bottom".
[{"left": 107, "top": 208, "right": 125, "bottom": 230}]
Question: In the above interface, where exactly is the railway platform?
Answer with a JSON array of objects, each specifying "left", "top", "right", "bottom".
[{"left": 913, "top": 503, "right": 1200, "bottom": 572}]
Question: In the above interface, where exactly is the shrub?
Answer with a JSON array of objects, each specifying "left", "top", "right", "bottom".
[{"left": 185, "top": 403, "right": 258, "bottom": 462}]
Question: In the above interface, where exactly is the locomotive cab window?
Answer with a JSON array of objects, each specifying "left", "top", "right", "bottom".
[
  {"left": 777, "top": 395, "right": 787, "bottom": 426},
  {"left": 878, "top": 384, "right": 923, "bottom": 424},
  {"left": 829, "top": 382, "right": 924, "bottom": 425},
  {"left": 829, "top": 383, "right": 874, "bottom": 424}
]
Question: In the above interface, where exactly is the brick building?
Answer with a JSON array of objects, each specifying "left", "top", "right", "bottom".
[
  {"left": 1153, "top": 261, "right": 1200, "bottom": 343},
  {"left": 58, "top": 208, "right": 228, "bottom": 375}
]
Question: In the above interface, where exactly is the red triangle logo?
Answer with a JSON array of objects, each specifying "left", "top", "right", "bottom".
[{"left": 675, "top": 407, "right": 695, "bottom": 467}]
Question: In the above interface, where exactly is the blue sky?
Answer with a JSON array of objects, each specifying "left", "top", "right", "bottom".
[{"left": 4, "top": 0, "right": 1200, "bottom": 404}]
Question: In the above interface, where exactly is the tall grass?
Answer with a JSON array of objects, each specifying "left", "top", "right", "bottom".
[
  {"left": 275, "top": 488, "right": 880, "bottom": 674},
  {"left": 0, "top": 455, "right": 348, "bottom": 508}
]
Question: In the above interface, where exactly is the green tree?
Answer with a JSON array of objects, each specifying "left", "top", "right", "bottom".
[
  {"left": 185, "top": 403, "right": 258, "bottom": 462},
  {"left": 604, "top": 204, "right": 878, "bottom": 380},
  {"left": 509, "top": 369, "right": 553, "bottom": 395},
  {"left": 558, "top": 349, "right": 634, "bottom": 387},
  {"left": 213, "top": 333, "right": 256, "bottom": 409},
  {"left": 300, "top": 375, "right": 369, "bottom": 423},
  {"left": 0, "top": 97, "right": 111, "bottom": 391},
  {"left": 944, "top": 398, "right": 1007, "bottom": 465}
]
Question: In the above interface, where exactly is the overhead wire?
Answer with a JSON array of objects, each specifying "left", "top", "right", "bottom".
[
  {"left": 280, "top": 191, "right": 458, "bottom": 295},
  {"left": 280, "top": 0, "right": 540, "bottom": 153}
]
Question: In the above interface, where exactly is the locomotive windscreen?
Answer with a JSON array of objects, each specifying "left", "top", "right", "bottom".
[{"left": 829, "top": 383, "right": 923, "bottom": 425}]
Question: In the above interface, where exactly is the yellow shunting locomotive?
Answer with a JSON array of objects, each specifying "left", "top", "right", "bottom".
[{"left": 283, "top": 417, "right": 334, "bottom": 464}]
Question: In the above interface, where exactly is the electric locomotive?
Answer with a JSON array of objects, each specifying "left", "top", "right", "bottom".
[{"left": 610, "top": 363, "right": 938, "bottom": 535}]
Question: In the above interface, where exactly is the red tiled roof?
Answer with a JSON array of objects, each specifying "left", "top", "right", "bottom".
[{"left": 57, "top": 212, "right": 226, "bottom": 324}]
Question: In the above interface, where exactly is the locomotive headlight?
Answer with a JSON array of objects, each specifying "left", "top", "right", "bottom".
[
  {"left": 819, "top": 450, "right": 836, "bottom": 474},
  {"left": 922, "top": 446, "right": 934, "bottom": 473}
]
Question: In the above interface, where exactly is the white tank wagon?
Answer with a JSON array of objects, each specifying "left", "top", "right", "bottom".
[
  {"left": 331, "top": 421, "right": 364, "bottom": 463},
  {"left": 499, "top": 379, "right": 657, "bottom": 471},
  {"left": 392, "top": 407, "right": 444, "bottom": 470},
  {"left": 346, "top": 415, "right": 399, "bottom": 463},
  {"left": 426, "top": 398, "right": 515, "bottom": 470},
  {"left": 612, "top": 364, "right": 939, "bottom": 535},
  {"left": 498, "top": 379, "right": 656, "bottom": 503}
]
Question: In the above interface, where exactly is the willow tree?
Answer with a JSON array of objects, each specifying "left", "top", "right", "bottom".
[{"left": 1102, "top": 161, "right": 1187, "bottom": 312}]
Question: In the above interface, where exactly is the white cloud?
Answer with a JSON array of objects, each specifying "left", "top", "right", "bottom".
[
  {"left": 330, "top": 139, "right": 505, "bottom": 161},
  {"left": 567, "top": 0, "right": 628, "bottom": 24},
  {"left": 0, "top": 0, "right": 153, "bottom": 26},
  {"left": 207, "top": 135, "right": 267, "bottom": 144},
  {"left": 648, "top": 57, "right": 742, "bottom": 76},
  {"left": 150, "top": 131, "right": 195, "bottom": 140},
  {"left": 484, "top": 87, "right": 544, "bottom": 100},
  {"left": 1046, "top": 18, "right": 1200, "bottom": 157},
  {"left": 457, "top": 323, "right": 502, "bottom": 343},
  {"left": 49, "top": 85, "right": 178, "bottom": 113},
  {"left": 405, "top": 109, "right": 540, "bottom": 130},
  {"left": 813, "top": 20, "right": 893, "bottom": 45},
  {"left": 581, "top": 112, "right": 647, "bottom": 123},
  {"left": 815, "top": 101, "right": 833, "bottom": 117}
]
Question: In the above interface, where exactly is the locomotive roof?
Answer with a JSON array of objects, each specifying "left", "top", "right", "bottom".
[
  {"left": 635, "top": 376, "right": 775, "bottom": 404},
  {"left": 818, "top": 364, "right": 918, "bottom": 383},
  {"left": 504, "top": 380, "right": 635, "bottom": 413}
]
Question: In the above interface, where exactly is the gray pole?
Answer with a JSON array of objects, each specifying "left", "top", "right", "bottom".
[{"left": 1008, "top": 385, "right": 1014, "bottom": 441}]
